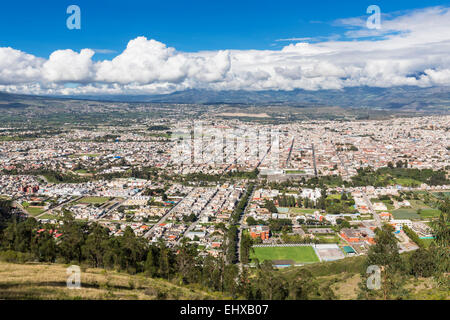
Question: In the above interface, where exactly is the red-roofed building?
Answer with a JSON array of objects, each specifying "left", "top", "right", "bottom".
[{"left": 250, "top": 225, "right": 270, "bottom": 240}]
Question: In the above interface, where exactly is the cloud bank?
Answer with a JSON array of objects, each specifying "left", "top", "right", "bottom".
[{"left": 1, "top": 6, "right": 450, "bottom": 95}]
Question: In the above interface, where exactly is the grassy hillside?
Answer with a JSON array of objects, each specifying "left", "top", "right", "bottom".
[
  {"left": 0, "top": 257, "right": 447, "bottom": 300},
  {"left": 279, "top": 256, "right": 449, "bottom": 300},
  {"left": 0, "top": 261, "right": 226, "bottom": 300}
]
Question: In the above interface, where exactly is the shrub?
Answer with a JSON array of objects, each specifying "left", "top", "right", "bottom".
[{"left": 0, "top": 250, "right": 34, "bottom": 263}]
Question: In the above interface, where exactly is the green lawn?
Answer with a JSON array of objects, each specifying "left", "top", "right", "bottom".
[
  {"left": 38, "top": 214, "right": 59, "bottom": 220},
  {"left": 26, "top": 207, "right": 45, "bottom": 216},
  {"left": 409, "top": 200, "right": 432, "bottom": 209},
  {"left": 420, "top": 238, "right": 436, "bottom": 248},
  {"left": 316, "top": 235, "right": 341, "bottom": 244},
  {"left": 431, "top": 191, "right": 450, "bottom": 199},
  {"left": 327, "top": 194, "right": 341, "bottom": 200},
  {"left": 250, "top": 246, "right": 319, "bottom": 264},
  {"left": 288, "top": 207, "right": 317, "bottom": 214},
  {"left": 75, "top": 169, "right": 89, "bottom": 174},
  {"left": 284, "top": 170, "right": 305, "bottom": 174},
  {"left": 76, "top": 196, "right": 110, "bottom": 204},
  {"left": 393, "top": 178, "right": 421, "bottom": 187},
  {"left": 393, "top": 199, "right": 443, "bottom": 220},
  {"left": 419, "top": 209, "right": 442, "bottom": 218},
  {"left": 392, "top": 209, "right": 421, "bottom": 220}
]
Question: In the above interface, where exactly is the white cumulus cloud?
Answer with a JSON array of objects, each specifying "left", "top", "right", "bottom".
[
  {"left": 43, "top": 49, "right": 95, "bottom": 82},
  {"left": 1, "top": 6, "right": 450, "bottom": 95}
]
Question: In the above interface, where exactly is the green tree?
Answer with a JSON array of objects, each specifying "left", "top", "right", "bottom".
[
  {"left": 245, "top": 216, "right": 257, "bottom": 226},
  {"left": 237, "top": 266, "right": 253, "bottom": 299},
  {"left": 32, "top": 227, "right": 57, "bottom": 262},
  {"left": 82, "top": 223, "right": 110, "bottom": 267},
  {"left": 117, "top": 226, "right": 147, "bottom": 274},
  {"left": 409, "top": 248, "right": 436, "bottom": 278},
  {"left": 158, "top": 241, "right": 171, "bottom": 280},
  {"left": 240, "top": 232, "right": 253, "bottom": 264},
  {"left": 176, "top": 239, "right": 200, "bottom": 284},
  {"left": 431, "top": 202, "right": 450, "bottom": 286},
  {"left": 264, "top": 200, "right": 278, "bottom": 213},
  {"left": 58, "top": 213, "right": 87, "bottom": 263},
  {"left": 145, "top": 246, "right": 159, "bottom": 277},
  {"left": 223, "top": 264, "right": 239, "bottom": 298},
  {"left": 358, "top": 224, "right": 408, "bottom": 300},
  {"left": 2, "top": 218, "right": 37, "bottom": 253},
  {"left": 201, "top": 254, "right": 223, "bottom": 291}
]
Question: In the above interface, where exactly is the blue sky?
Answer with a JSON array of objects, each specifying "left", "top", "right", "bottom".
[
  {"left": 1, "top": 2, "right": 450, "bottom": 95},
  {"left": 1, "top": 0, "right": 449, "bottom": 59}
]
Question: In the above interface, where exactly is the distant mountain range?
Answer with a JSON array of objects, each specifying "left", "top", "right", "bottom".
[
  {"left": 62, "top": 86, "right": 450, "bottom": 110},
  {"left": 2, "top": 86, "right": 450, "bottom": 111}
]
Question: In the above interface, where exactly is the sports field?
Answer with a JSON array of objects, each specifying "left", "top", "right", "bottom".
[
  {"left": 26, "top": 207, "right": 45, "bottom": 216},
  {"left": 250, "top": 246, "right": 319, "bottom": 264},
  {"left": 76, "top": 196, "right": 110, "bottom": 204},
  {"left": 287, "top": 207, "right": 317, "bottom": 214},
  {"left": 284, "top": 170, "right": 305, "bottom": 174}
]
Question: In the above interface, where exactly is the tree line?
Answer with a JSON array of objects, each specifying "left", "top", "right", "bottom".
[
  {"left": 359, "top": 199, "right": 449, "bottom": 299},
  {"left": 0, "top": 210, "right": 336, "bottom": 299},
  {"left": 0, "top": 197, "right": 448, "bottom": 300}
]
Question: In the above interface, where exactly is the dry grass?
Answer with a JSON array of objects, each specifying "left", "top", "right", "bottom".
[
  {"left": 405, "top": 277, "right": 449, "bottom": 300},
  {"left": 328, "top": 273, "right": 361, "bottom": 300},
  {"left": 0, "top": 261, "right": 224, "bottom": 300},
  {"left": 1, "top": 261, "right": 446, "bottom": 300},
  {"left": 318, "top": 272, "right": 449, "bottom": 300}
]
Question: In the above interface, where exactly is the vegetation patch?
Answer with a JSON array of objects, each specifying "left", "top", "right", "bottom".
[
  {"left": 0, "top": 261, "right": 222, "bottom": 300},
  {"left": 392, "top": 209, "right": 421, "bottom": 219},
  {"left": 76, "top": 197, "right": 110, "bottom": 205},
  {"left": 250, "top": 246, "right": 319, "bottom": 264},
  {"left": 26, "top": 207, "right": 45, "bottom": 216}
]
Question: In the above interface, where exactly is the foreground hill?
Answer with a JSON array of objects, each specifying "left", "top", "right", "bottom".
[
  {"left": 0, "top": 261, "right": 226, "bottom": 300},
  {"left": 281, "top": 255, "right": 449, "bottom": 300},
  {"left": 1, "top": 257, "right": 447, "bottom": 300}
]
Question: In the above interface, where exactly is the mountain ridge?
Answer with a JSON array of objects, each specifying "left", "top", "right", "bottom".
[{"left": 1, "top": 86, "right": 450, "bottom": 111}]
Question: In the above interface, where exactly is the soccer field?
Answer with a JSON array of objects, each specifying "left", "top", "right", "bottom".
[
  {"left": 26, "top": 207, "right": 45, "bottom": 216},
  {"left": 250, "top": 246, "right": 319, "bottom": 264},
  {"left": 77, "top": 197, "right": 110, "bottom": 204}
]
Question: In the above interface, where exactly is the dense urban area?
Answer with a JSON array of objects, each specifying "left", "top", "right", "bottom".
[{"left": 0, "top": 105, "right": 449, "bottom": 300}]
